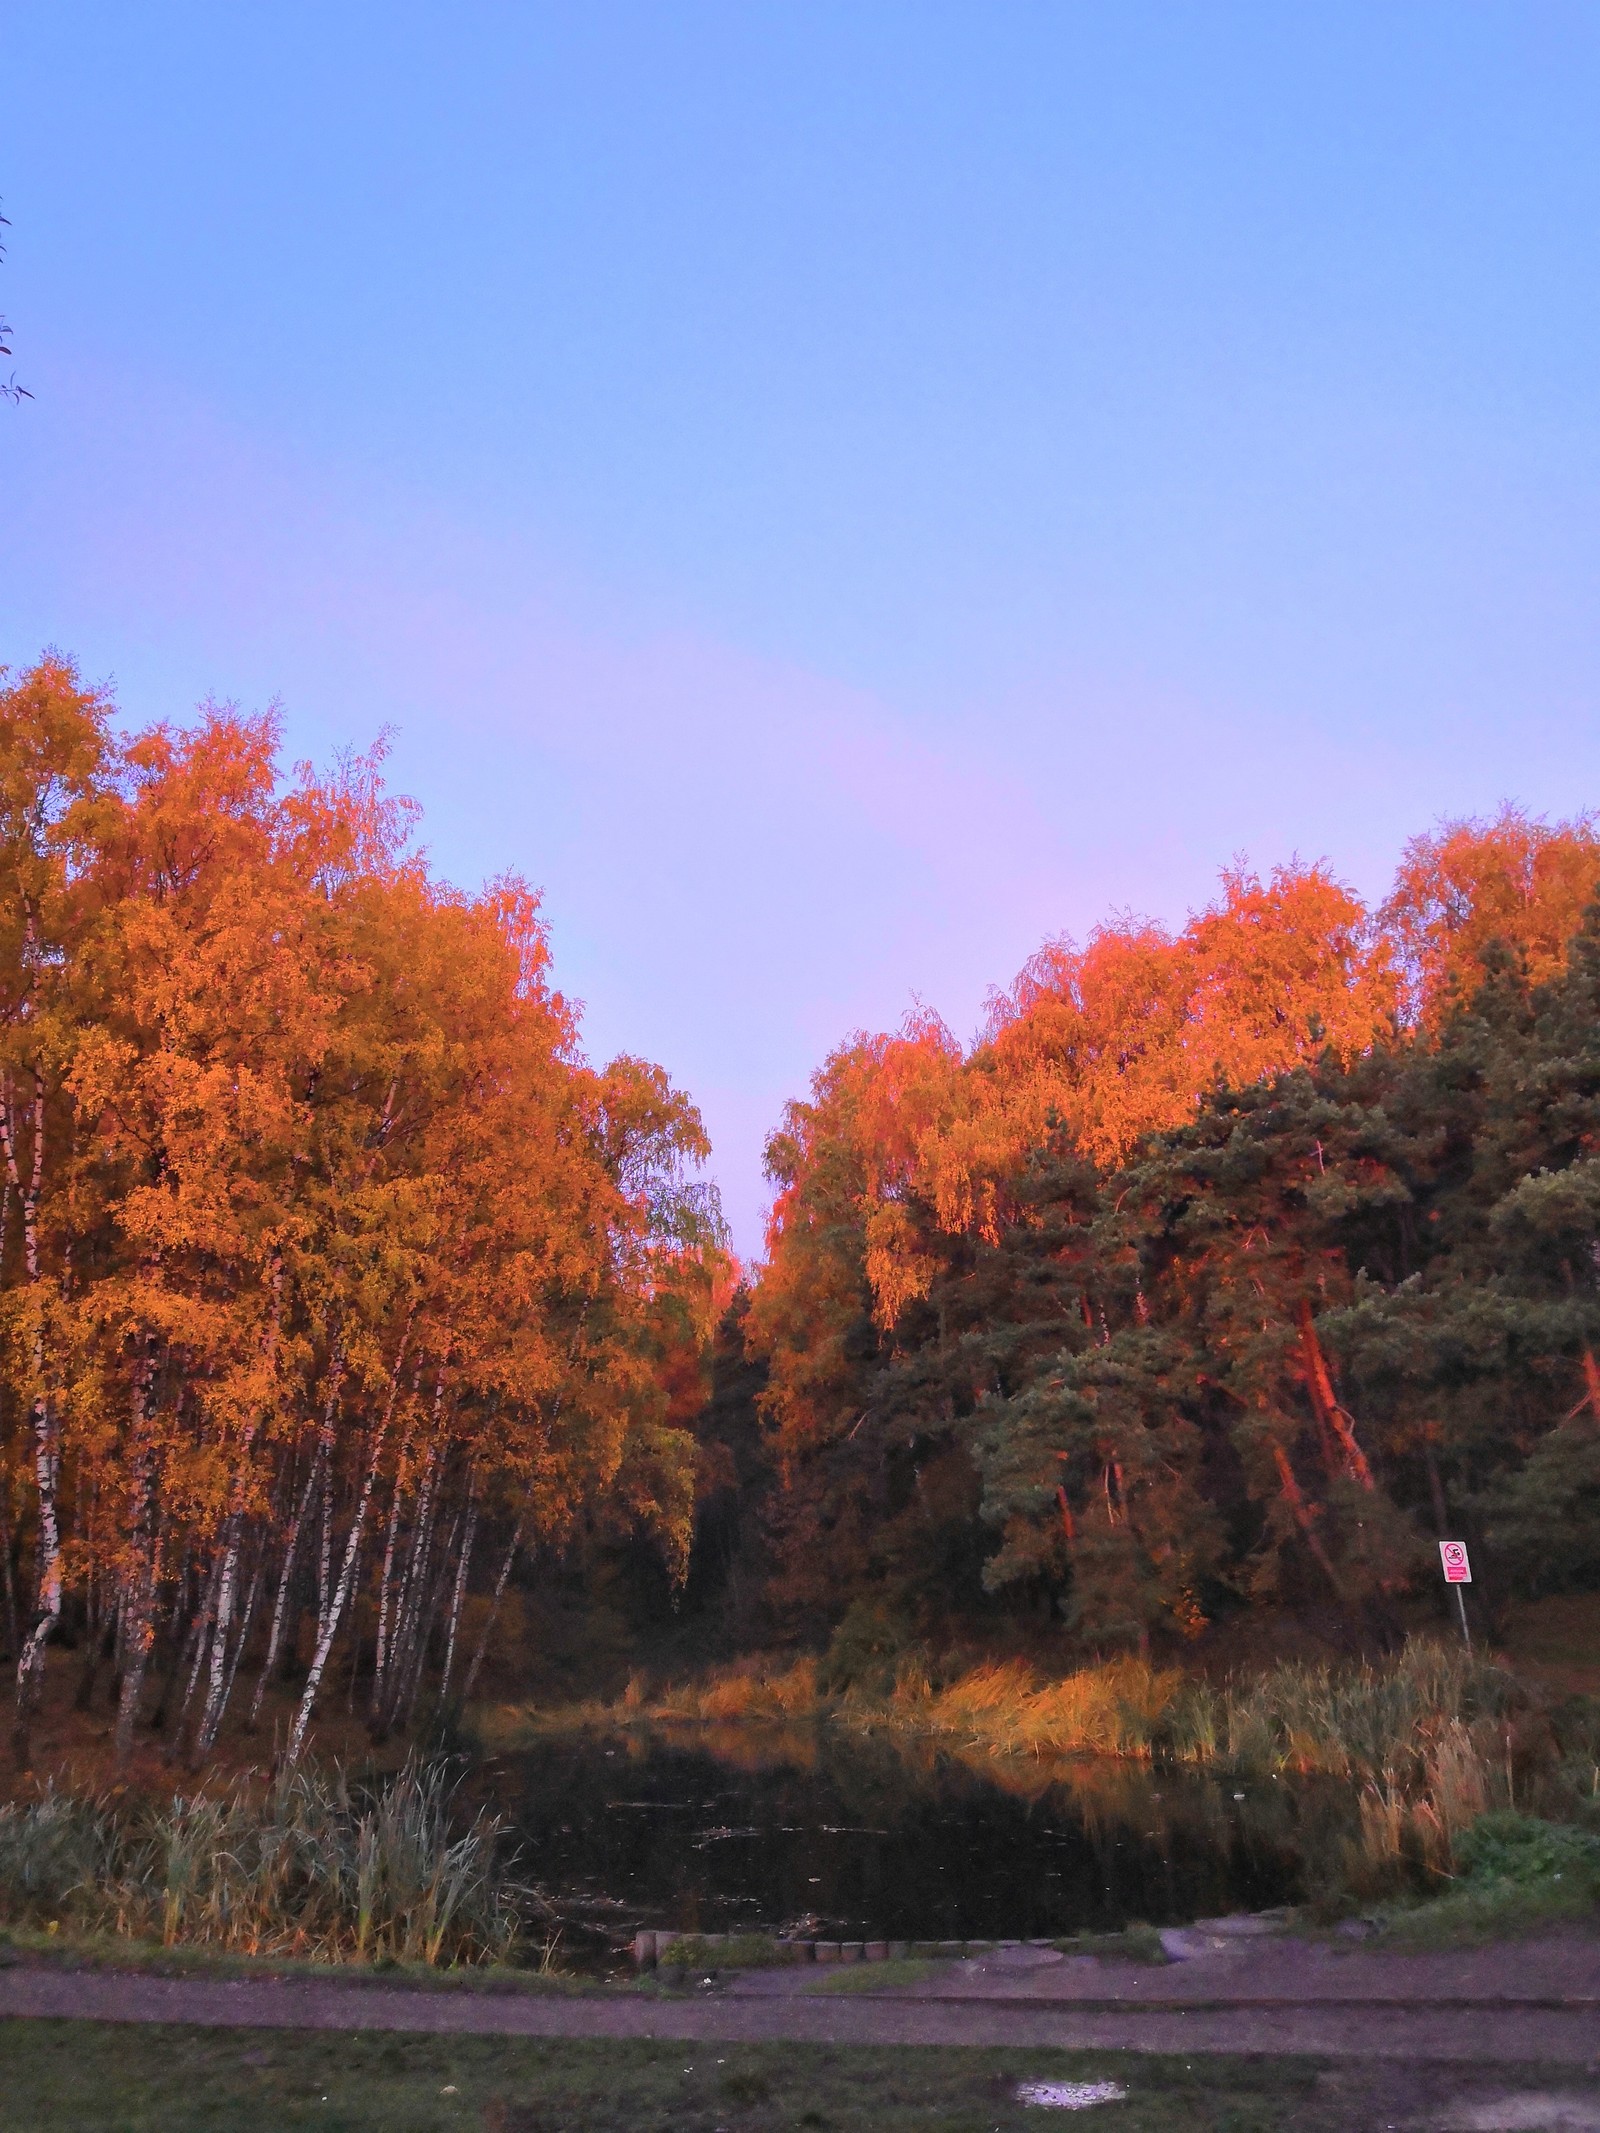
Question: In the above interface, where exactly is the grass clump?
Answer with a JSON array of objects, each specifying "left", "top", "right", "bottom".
[
  {"left": 655, "top": 1931, "right": 791, "bottom": 1968},
  {"left": 0, "top": 2023, "right": 1328, "bottom": 2133},
  {"left": 1454, "top": 1809, "right": 1600, "bottom": 1893},
  {"left": 800, "top": 1955, "right": 939, "bottom": 1993},
  {"left": 0, "top": 1756, "right": 531, "bottom": 1966},
  {"left": 1050, "top": 1923, "right": 1170, "bottom": 1964},
  {"left": 650, "top": 1655, "right": 824, "bottom": 1722},
  {"left": 1339, "top": 1800, "right": 1600, "bottom": 1953},
  {"left": 1353, "top": 1811, "right": 1600, "bottom": 1948}
]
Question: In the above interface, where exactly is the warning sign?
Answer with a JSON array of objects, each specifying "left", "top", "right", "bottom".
[{"left": 1439, "top": 1540, "right": 1472, "bottom": 1585}]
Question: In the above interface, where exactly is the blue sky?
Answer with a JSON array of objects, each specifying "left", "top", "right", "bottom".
[{"left": 4, "top": 3, "right": 1599, "bottom": 1252}]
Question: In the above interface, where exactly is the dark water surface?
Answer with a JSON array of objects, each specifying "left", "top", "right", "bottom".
[{"left": 485, "top": 1725, "right": 1346, "bottom": 1961}]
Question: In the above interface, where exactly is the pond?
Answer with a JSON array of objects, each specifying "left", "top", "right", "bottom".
[{"left": 483, "top": 1724, "right": 1353, "bottom": 1964}]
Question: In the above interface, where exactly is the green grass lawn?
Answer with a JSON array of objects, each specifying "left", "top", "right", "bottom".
[
  {"left": 0, "top": 1924, "right": 597, "bottom": 1992},
  {"left": 0, "top": 2022, "right": 1323, "bottom": 2132}
]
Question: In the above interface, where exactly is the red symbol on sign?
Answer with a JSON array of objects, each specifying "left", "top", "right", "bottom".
[{"left": 1439, "top": 1541, "right": 1472, "bottom": 1585}]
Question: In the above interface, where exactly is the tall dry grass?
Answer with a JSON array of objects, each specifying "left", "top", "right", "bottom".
[
  {"left": 500, "top": 1634, "right": 1581, "bottom": 1884},
  {"left": 514, "top": 1650, "right": 1181, "bottom": 1756},
  {"left": 650, "top": 1655, "right": 824, "bottom": 1723},
  {"left": 554, "top": 1638, "right": 1508, "bottom": 1770},
  {"left": 0, "top": 1756, "right": 530, "bottom": 1965},
  {"left": 1196, "top": 1643, "right": 1531, "bottom": 1879},
  {"left": 865, "top": 1655, "right": 1181, "bottom": 1758},
  {"left": 1206, "top": 1640, "right": 1496, "bottom": 1777}
]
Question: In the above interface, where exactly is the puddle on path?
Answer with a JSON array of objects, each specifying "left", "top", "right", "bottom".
[{"left": 1016, "top": 2081, "right": 1129, "bottom": 2109}]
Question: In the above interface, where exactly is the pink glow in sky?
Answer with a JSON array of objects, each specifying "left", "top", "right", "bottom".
[{"left": 5, "top": 5, "right": 1600, "bottom": 1249}]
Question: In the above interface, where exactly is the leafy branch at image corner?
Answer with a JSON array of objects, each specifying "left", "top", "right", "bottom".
[{"left": 1, "top": 204, "right": 32, "bottom": 404}]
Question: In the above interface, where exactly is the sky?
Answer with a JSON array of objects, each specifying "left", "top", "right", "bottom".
[{"left": 4, "top": 3, "right": 1599, "bottom": 1255}]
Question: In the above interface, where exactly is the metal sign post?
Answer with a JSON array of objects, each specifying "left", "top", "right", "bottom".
[{"left": 1439, "top": 1540, "right": 1472, "bottom": 1651}]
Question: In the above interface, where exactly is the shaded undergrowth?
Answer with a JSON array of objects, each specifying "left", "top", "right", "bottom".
[
  {"left": 1368, "top": 1807, "right": 1600, "bottom": 1945},
  {"left": 0, "top": 1755, "right": 535, "bottom": 1965}
]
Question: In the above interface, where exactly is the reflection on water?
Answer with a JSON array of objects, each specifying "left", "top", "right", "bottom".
[{"left": 486, "top": 1724, "right": 1356, "bottom": 1957}]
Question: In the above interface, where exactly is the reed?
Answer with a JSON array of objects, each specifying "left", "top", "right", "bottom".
[
  {"left": 0, "top": 1756, "right": 530, "bottom": 1965},
  {"left": 500, "top": 1634, "right": 1588, "bottom": 1888},
  {"left": 544, "top": 1638, "right": 1511, "bottom": 1774},
  {"left": 858, "top": 1655, "right": 1182, "bottom": 1759},
  {"left": 1210, "top": 1640, "right": 1505, "bottom": 1779},
  {"left": 648, "top": 1655, "right": 823, "bottom": 1723}
]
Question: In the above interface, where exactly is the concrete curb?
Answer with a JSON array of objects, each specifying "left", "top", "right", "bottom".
[{"left": 632, "top": 1931, "right": 1054, "bottom": 1967}]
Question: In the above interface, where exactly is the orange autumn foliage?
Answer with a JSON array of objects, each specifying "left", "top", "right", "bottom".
[
  {"left": 1382, "top": 803, "right": 1600, "bottom": 1023},
  {"left": 0, "top": 657, "right": 727, "bottom": 1770},
  {"left": 950, "top": 862, "right": 1393, "bottom": 1215},
  {"left": 749, "top": 831, "right": 1600, "bottom": 1624},
  {"left": 772, "top": 863, "right": 1397, "bottom": 1344}
]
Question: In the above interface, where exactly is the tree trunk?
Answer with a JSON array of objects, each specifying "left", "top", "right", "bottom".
[
  {"left": 113, "top": 1340, "right": 162, "bottom": 1772},
  {"left": 369, "top": 1454, "right": 409, "bottom": 1719},
  {"left": 6, "top": 1069, "right": 57, "bottom": 1767},
  {"left": 284, "top": 1430, "right": 387, "bottom": 1767},
  {"left": 1581, "top": 1344, "right": 1600, "bottom": 1419},
  {"left": 400, "top": 1510, "right": 463, "bottom": 1732},
  {"left": 220, "top": 1535, "right": 266, "bottom": 1718},
  {"left": 190, "top": 1515, "right": 243, "bottom": 1766},
  {"left": 1295, "top": 1298, "right": 1374, "bottom": 1490},
  {"left": 459, "top": 1510, "right": 527, "bottom": 1706},
  {"left": 1272, "top": 1439, "right": 1344, "bottom": 1595},
  {"left": 0, "top": 1483, "right": 18, "bottom": 1661},
  {"left": 438, "top": 1471, "right": 478, "bottom": 1707},
  {"left": 250, "top": 1470, "right": 312, "bottom": 1724},
  {"left": 250, "top": 1421, "right": 333, "bottom": 1728},
  {"left": 388, "top": 1458, "right": 446, "bottom": 1732},
  {"left": 12, "top": 1390, "right": 59, "bottom": 1767},
  {"left": 373, "top": 1423, "right": 441, "bottom": 1739},
  {"left": 315, "top": 1455, "right": 334, "bottom": 1641},
  {"left": 282, "top": 1323, "right": 412, "bottom": 1764},
  {"left": 169, "top": 1547, "right": 228, "bottom": 1754}
]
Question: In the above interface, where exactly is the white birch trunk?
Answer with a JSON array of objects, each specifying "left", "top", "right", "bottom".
[
  {"left": 368, "top": 1454, "right": 408, "bottom": 1717},
  {"left": 284, "top": 1433, "right": 385, "bottom": 1767},
  {"left": 6, "top": 1069, "right": 56, "bottom": 1759},
  {"left": 380, "top": 1443, "right": 439, "bottom": 1733},
  {"left": 438, "top": 1471, "right": 478, "bottom": 1706},
  {"left": 459, "top": 1509, "right": 527, "bottom": 1707},
  {"left": 191, "top": 1517, "right": 241, "bottom": 1762},
  {"left": 216, "top": 1534, "right": 266, "bottom": 1733},
  {"left": 113, "top": 1345, "right": 161, "bottom": 1771},
  {"left": 282, "top": 1321, "right": 412, "bottom": 1766},
  {"left": 249, "top": 1454, "right": 319, "bottom": 1726}
]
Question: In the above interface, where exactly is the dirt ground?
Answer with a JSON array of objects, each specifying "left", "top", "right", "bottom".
[
  {"left": 4, "top": 1926, "right": 1600, "bottom": 2066},
  {"left": 3, "top": 1650, "right": 411, "bottom": 1801}
]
